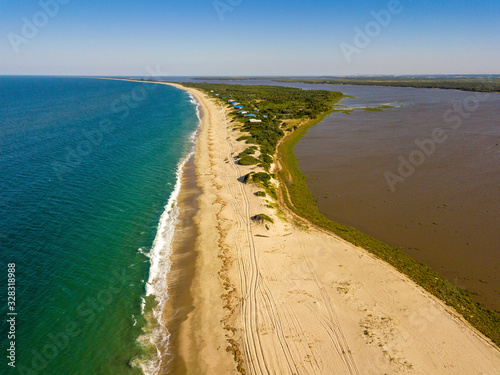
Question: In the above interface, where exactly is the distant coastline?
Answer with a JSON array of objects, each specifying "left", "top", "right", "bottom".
[{"left": 191, "top": 75, "right": 500, "bottom": 94}]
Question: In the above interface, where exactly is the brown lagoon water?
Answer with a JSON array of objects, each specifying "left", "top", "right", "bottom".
[{"left": 293, "top": 85, "right": 500, "bottom": 311}]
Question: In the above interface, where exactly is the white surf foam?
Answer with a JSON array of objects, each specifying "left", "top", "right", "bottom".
[{"left": 136, "top": 92, "right": 201, "bottom": 375}]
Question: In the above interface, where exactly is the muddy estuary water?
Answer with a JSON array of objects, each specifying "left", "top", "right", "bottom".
[{"left": 294, "top": 85, "right": 500, "bottom": 311}]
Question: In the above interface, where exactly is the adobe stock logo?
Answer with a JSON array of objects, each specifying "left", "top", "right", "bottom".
[
  {"left": 340, "top": 0, "right": 411, "bottom": 63},
  {"left": 213, "top": 0, "right": 243, "bottom": 21},
  {"left": 7, "top": 0, "right": 71, "bottom": 54},
  {"left": 383, "top": 80, "right": 493, "bottom": 192}
]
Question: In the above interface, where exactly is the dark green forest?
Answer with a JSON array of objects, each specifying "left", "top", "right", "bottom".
[
  {"left": 191, "top": 76, "right": 500, "bottom": 93},
  {"left": 276, "top": 76, "right": 500, "bottom": 93},
  {"left": 182, "top": 82, "right": 342, "bottom": 119}
]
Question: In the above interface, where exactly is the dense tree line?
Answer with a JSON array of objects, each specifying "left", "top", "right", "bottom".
[
  {"left": 181, "top": 82, "right": 343, "bottom": 164},
  {"left": 274, "top": 77, "right": 500, "bottom": 93},
  {"left": 182, "top": 83, "right": 342, "bottom": 120}
]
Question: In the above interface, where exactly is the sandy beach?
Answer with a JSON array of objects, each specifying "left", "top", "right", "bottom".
[{"left": 155, "top": 82, "right": 500, "bottom": 374}]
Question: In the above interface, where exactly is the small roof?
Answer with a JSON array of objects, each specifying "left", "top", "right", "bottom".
[{"left": 249, "top": 119, "right": 262, "bottom": 123}]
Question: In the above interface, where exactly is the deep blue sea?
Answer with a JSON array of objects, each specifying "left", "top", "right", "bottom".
[{"left": 0, "top": 76, "right": 200, "bottom": 374}]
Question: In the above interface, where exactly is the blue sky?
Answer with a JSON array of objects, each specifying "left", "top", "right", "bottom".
[{"left": 1, "top": 0, "right": 499, "bottom": 75}]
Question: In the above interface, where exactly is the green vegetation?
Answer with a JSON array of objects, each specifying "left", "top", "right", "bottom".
[
  {"left": 244, "top": 172, "right": 277, "bottom": 200},
  {"left": 238, "top": 155, "right": 259, "bottom": 165},
  {"left": 237, "top": 135, "right": 257, "bottom": 144},
  {"left": 364, "top": 105, "right": 395, "bottom": 111},
  {"left": 182, "top": 82, "right": 342, "bottom": 155},
  {"left": 331, "top": 105, "right": 395, "bottom": 114},
  {"left": 183, "top": 82, "right": 342, "bottom": 120},
  {"left": 258, "top": 153, "right": 273, "bottom": 172},
  {"left": 238, "top": 147, "right": 256, "bottom": 158},
  {"left": 260, "top": 154, "right": 273, "bottom": 164},
  {"left": 183, "top": 81, "right": 342, "bottom": 177},
  {"left": 274, "top": 76, "right": 500, "bottom": 93},
  {"left": 193, "top": 75, "right": 500, "bottom": 93},
  {"left": 244, "top": 172, "right": 271, "bottom": 184},
  {"left": 255, "top": 191, "right": 266, "bottom": 197},
  {"left": 332, "top": 108, "right": 354, "bottom": 114},
  {"left": 252, "top": 213, "right": 274, "bottom": 224}
]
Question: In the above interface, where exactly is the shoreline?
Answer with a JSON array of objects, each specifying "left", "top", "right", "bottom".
[
  {"left": 135, "top": 84, "right": 201, "bottom": 375},
  {"left": 86, "top": 78, "right": 500, "bottom": 373},
  {"left": 170, "top": 84, "right": 238, "bottom": 373},
  {"left": 161, "top": 155, "right": 200, "bottom": 373},
  {"left": 167, "top": 84, "right": 500, "bottom": 373}
]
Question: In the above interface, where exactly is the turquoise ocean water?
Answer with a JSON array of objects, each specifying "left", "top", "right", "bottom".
[{"left": 0, "top": 77, "right": 200, "bottom": 374}]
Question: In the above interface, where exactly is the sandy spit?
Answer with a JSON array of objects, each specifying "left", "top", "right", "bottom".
[{"left": 107, "top": 79, "right": 500, "bottom": 374}]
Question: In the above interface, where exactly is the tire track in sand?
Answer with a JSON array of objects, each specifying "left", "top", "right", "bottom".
[
  {"left": 296, "top": 231, "right": 360, "bottom": 375},
  {"left": 222, "top": 112, "right": 300, "bottom": 374},
  {"left": 222, "top": 114, "right": 269, "bottom": 375}
]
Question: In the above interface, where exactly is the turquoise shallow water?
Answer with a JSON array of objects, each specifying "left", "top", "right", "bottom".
[{"left": 0, "top": 77, "right": 199, "bottom": 374}]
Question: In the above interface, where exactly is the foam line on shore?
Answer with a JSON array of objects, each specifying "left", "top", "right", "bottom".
[{"left": 136, "top": 90, "right": 201, "bottom": 374}]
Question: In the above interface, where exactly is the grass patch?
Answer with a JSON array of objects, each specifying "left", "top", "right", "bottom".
[
  {"left": 244, "top": 172, "right": 277, "bottom": 200},
  {"left": 252, "top": 214, "right": 274, "bottom": 224},
  {"left": 258, "top": 153, "right": 273, "bottom": 172},
  {"left": 237, "top": 135, "right": 257, "bottom": 144},
  {"left": 239, "top": 155, "right": 259, "bottom": 165},
  {"left": 238, "top": 147, "right": 256, "bottom": 158},
  {"left": 260, "top": 153, "right": 273, "bottom": 164},
  {"left": 364, "top": 105, "right": 395, "bottom": 112},
  {"left": 332, "top": 108, "right": 354, "bottom": 114},
  {"left": 255, "top": 191, "right": 266, "bottom": 197}
]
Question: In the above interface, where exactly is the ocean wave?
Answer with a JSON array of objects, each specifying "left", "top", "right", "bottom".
[
  {"left": 135, "top": 94, "right": 201, "bottom": 375},
  {"left": 138, "top": 247, "right": 151, "bottom": 258}
]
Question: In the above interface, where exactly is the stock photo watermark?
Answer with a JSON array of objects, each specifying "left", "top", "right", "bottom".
[
  {"left": 7, "top": 0, "right": 72, "bottom": 54},
  {"left": 14, "top": 268, "right": 127, "bottom": 375},
  {"left": 213, "top": 0, "right": 243, "bottom": 21},
  {"left": 384, "top": 79, "right": 494, "bottom": 192},
  {"left": 340, "top": 0, "right": 411, "bottom": 63},
  {"left": 363, "top": 302, "right": 441, "bottom": 374},
  {"left": 6, "top": 263, "right": 17, "bottom": 369},
  {"left": 51, "top": 65, "right": 168, "bottom": 181}
]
